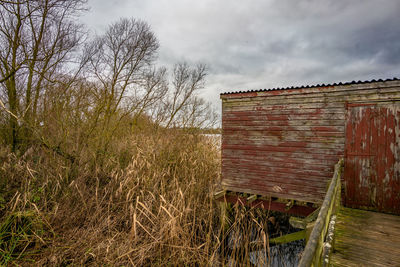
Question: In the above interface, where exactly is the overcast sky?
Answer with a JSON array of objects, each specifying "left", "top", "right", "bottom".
[{"left": 81, "top": 0, "right": 400, "bottom": 109}]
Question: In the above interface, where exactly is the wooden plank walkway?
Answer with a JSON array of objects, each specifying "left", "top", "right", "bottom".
[{"left": 330, "top": 207, "right": 400, "bottom": 267}]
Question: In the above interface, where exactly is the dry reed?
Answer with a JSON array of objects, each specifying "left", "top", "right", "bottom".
[{"left": 0, "top": 130, "right": 299, "bottom": 266}]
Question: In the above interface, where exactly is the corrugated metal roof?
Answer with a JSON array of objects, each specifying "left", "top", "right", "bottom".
[{"left": 220, "top": 77, "right": 399, "bottom": 95}]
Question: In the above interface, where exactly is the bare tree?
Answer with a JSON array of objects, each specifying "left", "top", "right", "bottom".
[
  {"left": 180, "top": 96, "right": 219, "bottom": 129},
  {"left": 0, "top": 4, "right": 218, "bottom": 156},
  {"left": 86, "top": 18, "right": 158, "bottom": 116},
  {"left": 128, "top": 66, "right": 168, "bottom": 123},
  {"left": 0, "top": 0, "right": 87, "bottom": 151},
  {"left": 84, "top": 18, "right": 161, "bottom": 152},
  {"left": 150, "top": 62, "right": 209, "bottom": 129}
]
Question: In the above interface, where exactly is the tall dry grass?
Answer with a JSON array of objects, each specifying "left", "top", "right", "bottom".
[
  {"left": 1, "top": 129, "right": 301, "bottom": 266},
  {"left": 1, "top": 130, "right": 224, "bottom": 265}
]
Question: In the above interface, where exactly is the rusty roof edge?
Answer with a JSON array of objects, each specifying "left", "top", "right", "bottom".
[{"left": 220, "top": 77, "right": 400, "bottom": 96}]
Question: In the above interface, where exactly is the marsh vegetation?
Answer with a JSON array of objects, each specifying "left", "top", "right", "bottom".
[{"left": 0, "top": 1, "right": 303, "bottom": 265}]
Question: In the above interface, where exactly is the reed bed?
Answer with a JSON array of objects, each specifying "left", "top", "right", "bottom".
[{"left": 0, "top": 130, "right": 301, "bottom": 266}]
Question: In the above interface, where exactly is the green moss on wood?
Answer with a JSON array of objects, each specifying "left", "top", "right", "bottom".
[{"left": 269, "top": 230, "right": 306, "bottom": 245}]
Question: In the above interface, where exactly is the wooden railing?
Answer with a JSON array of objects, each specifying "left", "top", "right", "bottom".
[{"left": 298, "top": 158, "right": 344, "bottom": 267}]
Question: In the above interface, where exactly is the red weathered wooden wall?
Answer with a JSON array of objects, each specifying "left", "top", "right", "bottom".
[
  {"left": 344, "top": 102, "right": 400, "bottom": 214},
  {"left": 221, "top": 79, "right": 400, "bottom": 205}
]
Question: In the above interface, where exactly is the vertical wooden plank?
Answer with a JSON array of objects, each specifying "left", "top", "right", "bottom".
[
  {"left": 354, "top": 107, "right": 362, "bottom": 207},
  {"left": 344, "top": 107, "right": 355, "bottom": 207},
  {"left": 359, "top": 108, "right": 364, "bottom": 206},
  {"left": 376, "top": 107, "right": 386, "bottom": 211},
  {"left": 345, "top": 105, "right": 377, "bottom": 210},
  {"left": 384, "top": 106, "right": 396, "bottom": 211},
  {"left": 363, "top": 107, "right": 372, "bottom": 207},
  {"left": 362, "top": 107, "right": 375, "bottom": 207},
  {"left": 394, "top": 108, "right": 400, "bottom": 212},
  {"left": 370, "top": 107, "right": 379, "bottom": 208},
  {"left": 358, "top": 107, "right": 364, "bottom": 206}
]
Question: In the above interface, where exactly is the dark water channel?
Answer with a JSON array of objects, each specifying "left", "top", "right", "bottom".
[
  {"left": 249, "top": 239, "right": 305, "bottom": 266},
  {"left": 223, "top": 211, "right": 305, "bottom": 266}
]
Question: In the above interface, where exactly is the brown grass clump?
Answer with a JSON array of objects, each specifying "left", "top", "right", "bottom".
[{"left": 1, "top": 130, "right": 224, "bottom": 265}]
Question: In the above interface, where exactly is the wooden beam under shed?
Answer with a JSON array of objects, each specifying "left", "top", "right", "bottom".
[{"left": 214, "top": 192, "right": 317, "bottom": 217}]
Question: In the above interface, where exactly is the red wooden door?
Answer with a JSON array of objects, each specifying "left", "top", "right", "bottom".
[{"left": 344, "top": 102, "right": 400, "bottom": 214}]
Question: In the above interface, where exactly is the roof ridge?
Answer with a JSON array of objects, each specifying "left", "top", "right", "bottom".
[{"left": 220, "top": 77, "right": 399, "bottom": 95}]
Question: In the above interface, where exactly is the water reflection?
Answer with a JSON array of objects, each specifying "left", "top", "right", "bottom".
[
  {"left": 249, "top": 239, "right": 305, "bottom": 267},
  {"left": 221, "top": 210, "right": 306, "bottom": 266}
]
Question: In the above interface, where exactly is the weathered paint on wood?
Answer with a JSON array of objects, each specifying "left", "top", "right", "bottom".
[
  {"left": 223, "top": 91, "right": 400, "bottom": 107},
  {"left": 344, "top": 102, "right": 400, "bottom": 214},
  {"left": 221, "top": 80, "right": 400, "bottom": 204},
  {"left": 330, "top": 207, "right": 400, "bottom": 266}
]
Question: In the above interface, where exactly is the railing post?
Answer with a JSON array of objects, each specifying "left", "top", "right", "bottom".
[{"left": 298, "top": 158, "right": 344, "bottom": 267}]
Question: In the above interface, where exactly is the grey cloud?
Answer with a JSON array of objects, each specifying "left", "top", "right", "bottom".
[{"left": 82, "top": 0, "right": 400, "bottom": 108}]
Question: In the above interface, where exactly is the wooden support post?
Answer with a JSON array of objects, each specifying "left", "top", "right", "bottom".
[
  {"left": 290, "top": 207, "right": 321, "bottom": 229},
  {"left": 285, "top": 199, "right": 294, "bottom": 210},
  {"left": 214, "top": 190, "right": 226, "bottom": 200},
  {"left": 247, "top": 194, "right": 257, "bottom": 204}
]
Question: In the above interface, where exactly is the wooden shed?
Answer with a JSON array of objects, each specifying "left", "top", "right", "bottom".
[{"left": 220, "top": 78, "right": 400, "bottom": 215}]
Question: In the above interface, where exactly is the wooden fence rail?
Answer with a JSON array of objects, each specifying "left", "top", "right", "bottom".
[{"left": 298, "top": 158, "right": 343, "bottom": 267}]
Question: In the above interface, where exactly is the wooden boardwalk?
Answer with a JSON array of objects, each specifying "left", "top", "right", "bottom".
[{"left": 330, "top": 207, "right": 400, "bottom": 267}]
